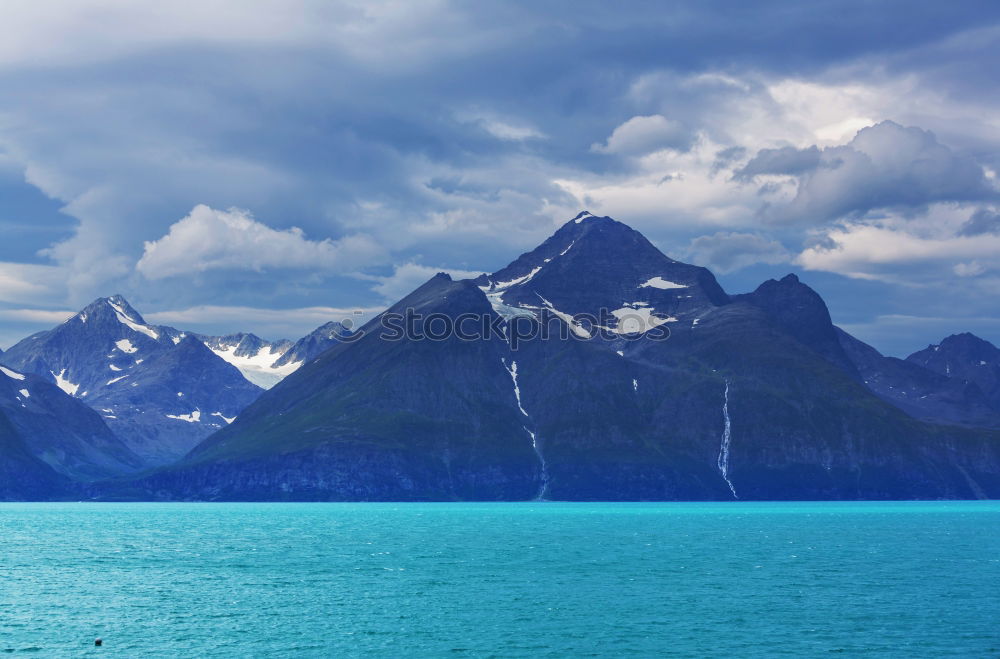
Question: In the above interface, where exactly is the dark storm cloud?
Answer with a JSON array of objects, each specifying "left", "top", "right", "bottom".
[{"left": 0, "top": 1, "right": 999, "bottom": 352}]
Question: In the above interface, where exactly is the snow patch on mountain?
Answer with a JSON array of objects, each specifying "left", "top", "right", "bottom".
[
  {"left": 480, "top": 289, "right": 537, "bottom": 321},
  {"left": 108, "top": 299, "right": 159, "bottom": 340},
  {"left": 211, "top": 412, "right": 236, "bottom": 424},
  {"left": 491, "top": 266, "right": 543, "bottom": 292},
  {"left": 115, "top": 339, "right": 137, "bottom": 354},
  {"left": 208, "top": 343, "right": 300, "bottom": 389},
  {"left": 536, "top": 294, "right": 591, "bottom": 338},
  {"left": 1, "top": 366, "right": 25, "bottom": 381},
  {"left": 609, "top": 306, "right": 675, "bottom": 334},
  {"left": 640, "top": 276, "right": 687, "bottom": 290},
  {"left": 166, "top": 410, "right": 201, "bottom": 423},
  {"left": 51, "top": 369, "right": 80, "bottom": 396}
]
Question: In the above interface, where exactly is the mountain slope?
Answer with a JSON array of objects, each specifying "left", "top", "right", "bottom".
[
  {"left": 2, "top": 296, "right": 262, "bottom": 465},
  {"left": 271, "top": 321, "right": 351, "bottom": 369},
  {"left": 907, "top": 334, "right": 1000, "bottom": 411},
  {"left": 837, "top": 329, "right": 1000, "bottom": 428},
  {"left": 140, "top": 275, "right": 538, "bottom": 500},
  {"left": 0, "top": 364, "right": 143, "bottom": 480},
  {"left": 735, "top": 274, "right": 860, "bottom": 380},
  {"left": 127, "top": 213, "right": 1000, "bottom": 501},
  {"left": 0, "top": 409, "right": 69, "bottom": 501}
]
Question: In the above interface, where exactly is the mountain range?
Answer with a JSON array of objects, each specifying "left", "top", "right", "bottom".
[
  {"left": 0, "top": 295, "right": 348, "bottom": 496},
  {"left": 2, "top": 212, "right": 999, "bottom": 501},
  {"left": 131, "top": 213, "right": 1000, "bottom": 501}
]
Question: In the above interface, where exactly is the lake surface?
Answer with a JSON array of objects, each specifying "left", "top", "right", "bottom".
[{"left": 1, "top": 502, "right": 998, "bottom": 657}]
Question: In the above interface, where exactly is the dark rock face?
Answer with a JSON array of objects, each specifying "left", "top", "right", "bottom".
[
  {"left": 736, "top": 274, "right": 860, "bottom": 380},
  {"left": 2, "top": 296, "right": 262, "bottom": 467},
  {"left": 126, "top": 213, "right": 1000, "bottom": 501},
  {"left": 0, "top": 365, "right": 142, "bottom": 481}
]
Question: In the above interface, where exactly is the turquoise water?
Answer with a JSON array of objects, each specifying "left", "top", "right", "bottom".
[{"left": 1, "top": 502, "right": 999, "bottom": 657}]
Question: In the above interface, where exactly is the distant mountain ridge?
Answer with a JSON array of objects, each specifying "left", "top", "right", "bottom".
[
  {"left": 0, "top": 294, "right": 357, "bottom": 485},
  {"left": 1, "top": 296, "right": 263, "bottom": 466},
  {"left": 907, "top": 333, "right": 1000, "bottom": 411},
  {"left": 130, "top": 213, "right": 1000, "bottom": 501},
  {"left": 197, "top": 322, "right": 351, "bottom": 388}
]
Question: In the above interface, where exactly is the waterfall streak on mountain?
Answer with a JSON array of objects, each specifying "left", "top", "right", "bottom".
[
  {"left": 717, "top": 380, "right": 738, "bottom": 499},
  {"left": 501, "top": 358, "right": 528, "bottom": 417},
  {"left": 501, "top": 358, "right": 549, "bottom": 499}
]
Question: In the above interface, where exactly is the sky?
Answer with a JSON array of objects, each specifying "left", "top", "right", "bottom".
[{"left": 0, "top": 1, "right": 999, "bottom": 356}]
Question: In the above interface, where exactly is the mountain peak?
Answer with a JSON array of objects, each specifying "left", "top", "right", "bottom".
[
  {"left": 79, "top": 294, "right": 145, "bottom": 322},
  {"left": 738, "top": 274, "right": 860, "bottom": 379},
  {"left": 940, "top": 332, "right": 994, "bottom": 348},
  {"left": 475, "top": 212, "right": 728, "bottom": 325}
]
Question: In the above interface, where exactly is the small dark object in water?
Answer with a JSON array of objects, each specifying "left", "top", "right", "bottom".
[{"left": 94, "top": 639, "right": 102, "bottom": 647}]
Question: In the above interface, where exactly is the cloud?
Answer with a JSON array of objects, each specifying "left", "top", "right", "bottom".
[
  {"left": 739, "top": 121, "right": 998, "bottom": 223},
  {"left": 480, "top": 120, "right": 545, "bottom": 141},
  {"left": 0, "top": 262, "right": 66, "bottom": 304},
  {"left": 592, "top": 115, "right": 694, "bottom": 155},
  {"left": 455, "top": 111, "right": 546, "bottom": 141},
  {"left": 796, "top": 218, "right": 1000, "bottom": 279},
  {"left": 361, "top": 262, "right": 483, "bottom": 303},
  {"left": 686, "top": 232, "right": 792, "bottom": 273},
  {"left": 136, "top": 205, "right": 385, "bottom": 279},
  {"left": 733, "top": 146, "right": 821, "bottom": 180},
  {"left": 0, "top": 3, "right": 998, "bottom": 356},
  {"left": 0, "top": 308, "right": 74, "bottom": 324},
  {"left": 954, "top": 261, "right": 986, "bottom": 277}
]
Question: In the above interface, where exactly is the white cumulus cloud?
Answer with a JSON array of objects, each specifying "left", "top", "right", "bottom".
[
  {"left": 363, "top": 262, "right": 483, "bottom": 303},
  {"left": 592, "top": 115, "right": 693, "bottom": 155},
  {"left": 136, "top": 205, "right": 385, "bottom": 279}
]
